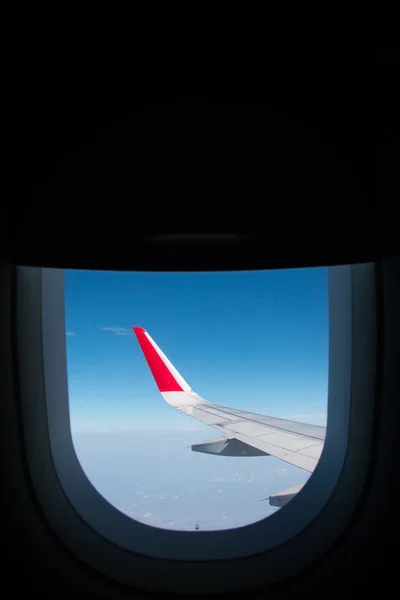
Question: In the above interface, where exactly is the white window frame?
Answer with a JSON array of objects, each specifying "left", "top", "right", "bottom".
[{"left": 15, "top": 264, "right": 376, "bottom": 595}]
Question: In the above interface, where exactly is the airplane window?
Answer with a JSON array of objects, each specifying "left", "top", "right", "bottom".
[
  {"left": 65, "top": 268, "right": 328, "bottom": 531},
  {"left": 17, "top": 262, "right": 376, "bottom": 587}
]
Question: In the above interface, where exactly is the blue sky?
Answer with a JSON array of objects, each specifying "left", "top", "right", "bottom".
[
  {"left": 66, "top": 268, "right": 328, "bottom": 432},
  {"left": 65, "top": 268, "right": 328, "bottom": 530}
]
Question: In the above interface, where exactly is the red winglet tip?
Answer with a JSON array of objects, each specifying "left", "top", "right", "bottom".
[{"left": 132, "top": 326, "right": 184, "bottom": 392}]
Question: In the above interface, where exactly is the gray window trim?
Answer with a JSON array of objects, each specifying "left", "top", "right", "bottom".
[{"left": 15, "top": 264, "right": 376, "bottom": 594}]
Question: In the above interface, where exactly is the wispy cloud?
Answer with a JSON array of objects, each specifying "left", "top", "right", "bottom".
[
  {"left": 66, "top": 331, "right": 77, "bottom": 336},
  {"left": 101, "top": 326, "right": 133, "bottom": 336},
  {"left": 274, "top": 468, "right": 287, "bottom": 476}
]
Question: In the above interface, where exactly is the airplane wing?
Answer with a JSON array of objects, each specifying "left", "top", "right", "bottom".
[{"left": 133, "top": 327, "right": 325, "bottom": 473}]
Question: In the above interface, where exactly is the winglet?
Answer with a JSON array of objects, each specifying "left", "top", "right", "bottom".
[{"left": 133, "top": 327, "right": 192, "bottom": 393}]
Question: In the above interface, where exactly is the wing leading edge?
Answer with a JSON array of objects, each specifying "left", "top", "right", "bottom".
[{"left": 132, "top": 327, "right": 326, "bottom": 474}]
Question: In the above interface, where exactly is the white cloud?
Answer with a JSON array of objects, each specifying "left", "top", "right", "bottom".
[
  {"left": 101, "top": 327, "right": 133, "bottom": 336},
  {"left": 211, "top": 477, "right": 223, "bottom": 482},
  {"left": 274, "top": 468, "right": 287, "bottom": 476},
  {"left": 143, "top": 512, "right": 152, "bottom": 518},
  {"left": 66, "top": 331, "right": 77, "bottom": 336}
]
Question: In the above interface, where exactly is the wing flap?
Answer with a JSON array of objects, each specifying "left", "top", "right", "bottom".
[
  {"left": 232, "top": 433, "right": 322, "bottom": 471},
  {"left": 299, "top": 444, "right": 325, "bottom": 459},
  {"left": 255, "top": 432, "right": 322, "bottom": 451},
  {"left": 207, "top": 404, "right": 326, "bottom": 441}
]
